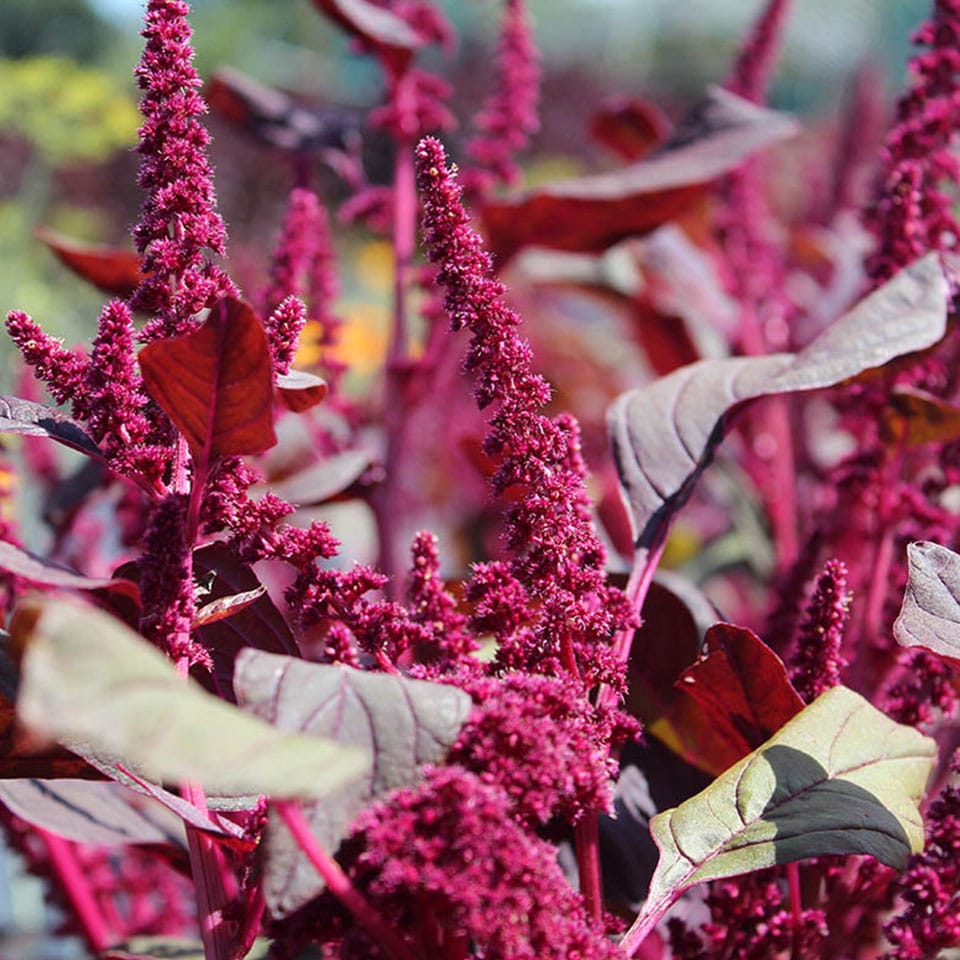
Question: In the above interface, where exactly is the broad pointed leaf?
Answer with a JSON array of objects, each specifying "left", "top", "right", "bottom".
[
  {"left": 12, "top": 596, "right": 368, "bottom": 801},
  {"left": 625, "top": 687, "right": 935, "bottom": 952},
  {"left": 138, "top": 297, "right": 277, "bottom": 467},
  {"left": 0, "top": 779, "right": 185, "bottom": 847},
  {"left": 0, "top": 395, "right": 101, "bottom": 458},
  {"left": 234, "top": 650, "right": 473, "bottom": 917},
  {"left": 35, "top": 226, "right": 144, "bottom": 298},
  {"left": 482, "top": 87, "right": 798, "bottom": 261},
  {"left": 609, "top": 253, "right": 948, "bottom": 548},
  {"left": 103, "top": 937, "right": 270, "bottom": 960},
  {"left": 894, "top": 540, "right": 960, "bottom": 667}
]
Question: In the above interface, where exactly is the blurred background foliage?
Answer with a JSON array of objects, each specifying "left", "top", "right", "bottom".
[{"left": 0, "top": 0, "right": 932, "bottom": 388}]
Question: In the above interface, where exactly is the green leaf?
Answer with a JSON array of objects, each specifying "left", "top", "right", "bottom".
[
  {"left": 623, "top": 686, "right": 935, "bottom": 953},
  {"left": 12, "top": 596, "right": 368, "bottom": 802}
]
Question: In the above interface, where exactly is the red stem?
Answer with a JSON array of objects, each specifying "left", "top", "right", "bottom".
[
  {"left": 275, "top": 800, "right": 420, "bottom": 960},
  {"left": 40, "top": 831, "right": 113, "bottom": 954},
  {"left": 787, "top": 861, "right": 803, "bottom": 960},
  {"left": 573, "top": 809, "right": 603, "bottom": 921}
]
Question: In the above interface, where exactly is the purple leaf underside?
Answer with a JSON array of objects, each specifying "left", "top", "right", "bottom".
[
  {"left": 234, "top": 650, "right": 473, "bottom": 918},
  {"left": 0, "top": 396, "right": 101, "bottom": 458},
  {"left": 894, "top": 540, "right": 960, "bottom": 665},
  {"left": 609, "top": 253, "right": 948, "bottom": 549}
]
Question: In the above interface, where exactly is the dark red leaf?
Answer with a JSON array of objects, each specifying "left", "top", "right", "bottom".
[
  {"left": 0, "top": 395, "right": 102, "bottom": 459},
  {"left": 590, "top": 96, "right": 672, "bottom": 161},
  {"left": 207, "top": 67, "right": 361, "bottom": 154},
  {"left": 138, "top": 297, "right": 277, "bottom": 467},
  {"left": 676, "top": 623, "right": 804, "bottom": 760},
  {"left": 276, "top": 369, "right": 328, "bottom": 412},
  {"left": 35, "top": 227, "right": 144, "bottom": 298},
  {"left": 482, "top": 87, "right": 798, "bottom": 261},
  {"left": 192, "top": 543, "right": 299, "bottom": 701}
]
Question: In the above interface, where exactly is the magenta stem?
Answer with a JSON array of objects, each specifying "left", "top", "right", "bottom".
[
  {"left": 573, "top": 809, "right": 603, "bottom": 921},
  {"left": 619, "top": 887, "right": 676, "bottom": 957},
  {"left": 787, "top": 861, "right": 803, "bottom": 960},
  {"left": 40, "top": 830, "right": 113, "bottom": 953},
  {"left": 275, "top": 800, "right": 420, "bottom": 960}
]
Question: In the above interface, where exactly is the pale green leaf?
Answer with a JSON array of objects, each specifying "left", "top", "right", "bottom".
[
  {"left": 625, "top": 686, "right": 935, "bottom": 952},
  {"left": 13, "top": 596, "right": 369, "bottom": 801}
]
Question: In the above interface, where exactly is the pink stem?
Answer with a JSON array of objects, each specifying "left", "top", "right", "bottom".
[
  {"left": 275, "top": 800, "right": 420, "bottom": 960},
  {"left": 787, "top": 861, "right": 803, "bottom": 960},
  {"left": 40, "top": 831, "right": 113, "bottom": 953},
  {"left": 573, "top": 809, "right": 602, "bottom": 921}
]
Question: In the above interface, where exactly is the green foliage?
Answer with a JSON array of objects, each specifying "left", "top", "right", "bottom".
[
  {"left": 0, "top": 56, "right": 139, "bottom": 165},
  {"left": 0, "top": 0, "right": 113, "bottom": 62}
]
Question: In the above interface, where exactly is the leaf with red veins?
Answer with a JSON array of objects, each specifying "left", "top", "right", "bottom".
[{"left": 139, "top": 297, "right": 277, "bottom": 469}]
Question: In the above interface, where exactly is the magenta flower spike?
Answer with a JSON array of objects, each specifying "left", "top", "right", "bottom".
[
  {"left": 462, "top": 0, "right": 541, "bottom": 195},
  {"left": 415, "top": 136, "right": 634, "bottom": 685},
  {"left": 789, "top": 559, "right": 851, "bottom": 703},
  {"left": 865, "top": 0, "right": 960, "bottom": 285},
  {"left": 724, "top": 0, "right": 794, "bottom": 104},
  {"left": 131, "top": 0, "right": 236, "bottom": 339}
]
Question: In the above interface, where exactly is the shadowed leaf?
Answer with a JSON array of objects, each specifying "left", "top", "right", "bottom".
[
  {"left": 12, "top": 596, "right": 368, "bottom": 802},
  {"left": 881, "top": 385, "right": 960, "bottom": 447},
  {"left": 609, "top": 254, "right": 948, "bottom": 549},
  {"left": 138, "top": 297, "right": 277, "bottom": 468},
  {"left": 263, "top": 448, "right": 372, "bottom": 505},
  {"left": 208, "top": 67, "right": 361, "bottom": 154},
  {"left": 674, "top": 623, "right": 804, "bottom": 772},
  {"left": 192, "top": 542, "right": 299, "bottom": 701},
  {"left": 894, "top": 540, "right": 960, "bottom": 667},
  {"left": 35, "top": 226, "right": 144, "bottom": 298},
  {"left": 235, "top": 650, "right": 473, "bottom": 917},
  {"left": 625, "top": 687, "right": 935, "bottom": 952},
  {"left": 0, "top": 779, "right": 185, "bottom": 847},
  {"left": 590, "top": 96, "right": 671, "bottom": 161},
  {"left": 482, "top": 87, "right": 798, "bottom": 261},
  {"left": 0, "top": 540, "right": 139, "bottom": 602},
  {"left": 0, "top": 396, "right": 101, "bottom": 458}
]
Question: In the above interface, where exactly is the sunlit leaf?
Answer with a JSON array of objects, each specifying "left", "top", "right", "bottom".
[
  {"left": 894, "top": 540, "right": 960, "bottom": 667},
  {"left": 627, "top": 687, "right": 935, "bottom": 950},
  {"left": 609, "top": 254, "right": 948, "bottom": 549},
  {"left": 235, "top": 650, "right": 473, "bottom": 917},
  {"left": 138, "top": 297, "right": 277, "bottom": 469},
  {"left": 12, "top": 596, "right": 368, "bottom": 801}
]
